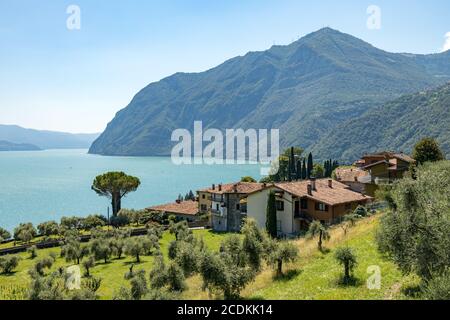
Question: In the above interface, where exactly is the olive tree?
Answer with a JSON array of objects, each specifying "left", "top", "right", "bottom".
[
  {"left": 124, "top": 237, "right": 146, "bottom": 263},
  {"left": 82, "top": 256, "right": 96, "bottom": 277},
  {"left": 33, "top": 256, "right": 55, "bottom": 276},
  {"left": 61, "top": 238, "right": 89, "bottom": 265},
  {"left": 90, "top": 238, "right": 112, "bottom": 264},
  {"left": 14, "top": 223, "right": 37, "bottom": 243},
  {"left": 267, "top": 239, "right": 299, "bottom": 277},
  {"left": 37, "top": 221, "right": 59, "bottom": 238},
  {"left": 335, "top": 247, "right": 357, "bottom": 283},
  {"left": 376, "top": 161, "right": 450, "bottom": 281},
  {"left": 0, "top": 227, "right": 12, "bottom": 242},
  {"left": 0, "top": 255, "right": 21, "bottom": 274},
  {"left": 307, "top": 220, "right": 330, "bottom": 251}
]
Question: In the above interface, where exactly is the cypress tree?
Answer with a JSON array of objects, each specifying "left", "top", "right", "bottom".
[
  {"left": 266, "top": 191, "right": 277, "bottom": 238},
  {"left": 301, "top": 158, "right": 307, "bottom": 179},
  {"left": 307, "top": 153, "right": 313, "bottom": 179},
  {"left": 296, "top": 160, "right": 302, "bottom": 180}
]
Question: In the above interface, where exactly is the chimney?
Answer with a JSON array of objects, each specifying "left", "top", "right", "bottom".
[
  {"left": 176, "top": 199, "right": 181, "bottom": 204},
  {"left": 212, "top": 184, "right": 215, "bottom": 190},
  {"left": 233, "top": 184, "right": 238, "bottom": 193},
  {"left": 263, "top": 182, "right": 267, "bottom": 188},
  {"left": 328, "top": 179, "right": 333, "bottom": 188},
  {"left": 218, "top": 184, "right": 222, "bottom": 192},
  {"left": 307, "top": 184, "right": 312, "bottom": 196},
  {"left": 310, "top": 178, "right": 316, "bottom": 191},
  {"left": 354, "top": 176, "right": 358, "bottom": 182}
]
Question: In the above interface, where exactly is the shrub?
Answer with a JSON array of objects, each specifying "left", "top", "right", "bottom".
[
  {"left": 376, "top": 161, "right": 450, "bottom": 280},
  {"left": 33, "top": 256, "right": 54, "bottom": 276},
  {"left": 27, "top": 246, "right": 38, "bottom": 259},
  {"left": 0, "top": 227, "right": 12, "bottom": 241},
  {"left": 0, "top": 255, "right": 21, "bottom": 274},
  {"left": 422, "top": 268, "right": 450, "bottom": 300},
  {"left": 37, "top": 221, "right": 59, "bottom": 237},
  {"left": 13, "top": 223, "right": 37, "bottom": 243}
]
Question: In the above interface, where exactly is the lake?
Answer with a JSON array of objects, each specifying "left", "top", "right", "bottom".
[{"left": 0, "top": 149, "right": 262, "bottom": 231}]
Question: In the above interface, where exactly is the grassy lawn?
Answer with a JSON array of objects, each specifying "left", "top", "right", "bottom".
[
  {"left": 243, "top": 215, "right": 418, "bottom": 300},
  {"left": 1, "top": 215, "right": 419, "bottom": 300}
]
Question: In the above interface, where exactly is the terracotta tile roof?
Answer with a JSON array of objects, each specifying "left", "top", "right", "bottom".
[
  {"left": 362, "top": 160, "right": 390, "bottom": 169},
  {"left": 148, "top": 200, "right": 199, "bottom": 216},
  {"left": 334, "top": 167, "right": 369, "bottom": 182},
  {"left": 273, "top": 179, "right": 372, "bottom": 206},
  {"left": 392, "top": 153, "right": 415, "bottom": 163},
  {"left": 361, "top": 151, "right": 415, "bottom": 164},
  {"left": 199, "top": 182, "right": 266, "bottom": 195}
]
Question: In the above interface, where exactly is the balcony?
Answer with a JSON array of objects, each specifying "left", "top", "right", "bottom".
[{"left": 294, "top": 211, "right": 312, "bottom": 222}]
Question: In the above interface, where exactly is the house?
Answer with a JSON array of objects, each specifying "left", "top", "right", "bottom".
[
  {"left": 352, "top": 151, "right": 416, "bottom": 196},
  {"left": 334, "top": 167, "right": 369, "bottom": 194},
  {"left": 197, "top": 182, "right": 266, "bottom": 232},
  {"left": 148, "top": 200, "right": 200, "bottom": 223},
  {"left": 246, "top": 178, "right": 373, "bottom": 236}
]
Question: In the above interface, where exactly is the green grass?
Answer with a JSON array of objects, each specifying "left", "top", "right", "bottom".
[
  {"left": 243, "top": 215, "right": 419, "bottom": 300},
  {"left": 0, "top": 229, "right": 226, "bottom": 300},
  {"left": 1, "top": 216, "right": 419, "bottom": 300}
]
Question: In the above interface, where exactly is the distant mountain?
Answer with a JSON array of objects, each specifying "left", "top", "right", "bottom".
[
  {"left": 0, "top": 125, "right": 100, "bottom": 150},
  {"left": 0, "top": 140, "right": 41, "bottom": 151},
  {"left": 311, "top": 83, "right": 450, "bottom": 162},
  {"left": 89, "top": 28, "right": 450, "bottom": 156}
]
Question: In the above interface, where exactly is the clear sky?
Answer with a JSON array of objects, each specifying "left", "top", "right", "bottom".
[{"left": 0, "top": 0, "right": 449, "bottom": 133}]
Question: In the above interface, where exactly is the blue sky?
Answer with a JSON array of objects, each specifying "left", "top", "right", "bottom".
[{"left": 0, "top": 0, "right": 449, "bottom": 133}]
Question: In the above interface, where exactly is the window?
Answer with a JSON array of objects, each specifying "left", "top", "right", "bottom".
[
  {"left": 276, "top": 200, "right": 284, "bottom": 211},
  {"left": 236, "top": 203, "right": 240, "bottom": 211},
  {"left": 276, "top": 220, "right": 282, "bottom": 232},
  {"left": 200, "top": 204, "right": 207, "bottom": 211},
  {"left": 216, "top": 204, "right": 220, "bottom": 211},
  {"left": 315, "top": 202, "right": 329, "bottom": 212},
  {"left": 300, "top": 198, "right": 308, "bottom": 209},
  {"left": 202, "top": 194, "right": 206, "bottom": 199}
]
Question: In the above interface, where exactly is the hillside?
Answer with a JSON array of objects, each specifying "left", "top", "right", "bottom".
[
  {"left": 311, "top": 83, "right": 450, "bottom": 162},
  {"left": 0, "top": 125, "right": 100, "bottom": 150},
  {"left": 0, "top": 215, "right": 416, "bottom": 300},
  {"left": 89, "top": 28, "right": 450, "bottom": 156},
  {"left": 0, "top": 140, "right": 41, "bottom": 151}
]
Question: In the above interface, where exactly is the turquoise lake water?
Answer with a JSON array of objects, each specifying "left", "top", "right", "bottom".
[{"left": 0, "top": 149, "right": 262, "bottom": 231}]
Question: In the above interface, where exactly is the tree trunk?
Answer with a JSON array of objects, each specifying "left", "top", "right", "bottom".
[
  {"left": 318, "top": 231, "right": 323, "bottom": 251},
  {"left": 344, "top": 263, "right": 350, "bottom": 280},
  {"left": 136, "top": 254, "right": 140, "bottom": 263},
  {"left": 277, "top": 259, "right": 283, "bottom": 277},
  {"left": 112, "top": 193, "right": 122, "bottom": 216}
]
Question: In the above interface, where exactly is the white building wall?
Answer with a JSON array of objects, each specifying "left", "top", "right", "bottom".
[
  {"left": 247, "top": 188, "right": 272, "bottom": 230},
  {"left": 247, "top": 187, "right": 295, "bottom": 235}
]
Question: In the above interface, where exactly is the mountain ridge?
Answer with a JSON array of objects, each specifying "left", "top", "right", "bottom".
[
  {"left": 311, "top": 82, "right": 450, "bottom": 162},
  {"left": 0, "top": 125, "right": 100, "bottom": 150},
  {"left": 89, "top": 28, "right": 450, "bottom": 157}
]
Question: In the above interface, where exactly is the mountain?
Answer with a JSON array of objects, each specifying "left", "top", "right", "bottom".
[
  {"left": 0, "top": 140, "right": 41, "bottom": 151},
  {"left": 0, "top": 125, "right": 100, "bottom": 150},
  {"left": 89, "top": 28, "right": 450, "bottom": 156},
  {"left": 311, "top": 83, "right": 450, "bottom": 163}
]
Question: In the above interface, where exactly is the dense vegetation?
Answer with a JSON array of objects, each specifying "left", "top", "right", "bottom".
[
  {"left": 376, "top": 161, "right": 450, "bottom": 296},
  {"left": 89, "top": 28, "right": 450, "bottom": 157},
  {"left": 312, "top": 83, "right": 450, "bottom": 162}
]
